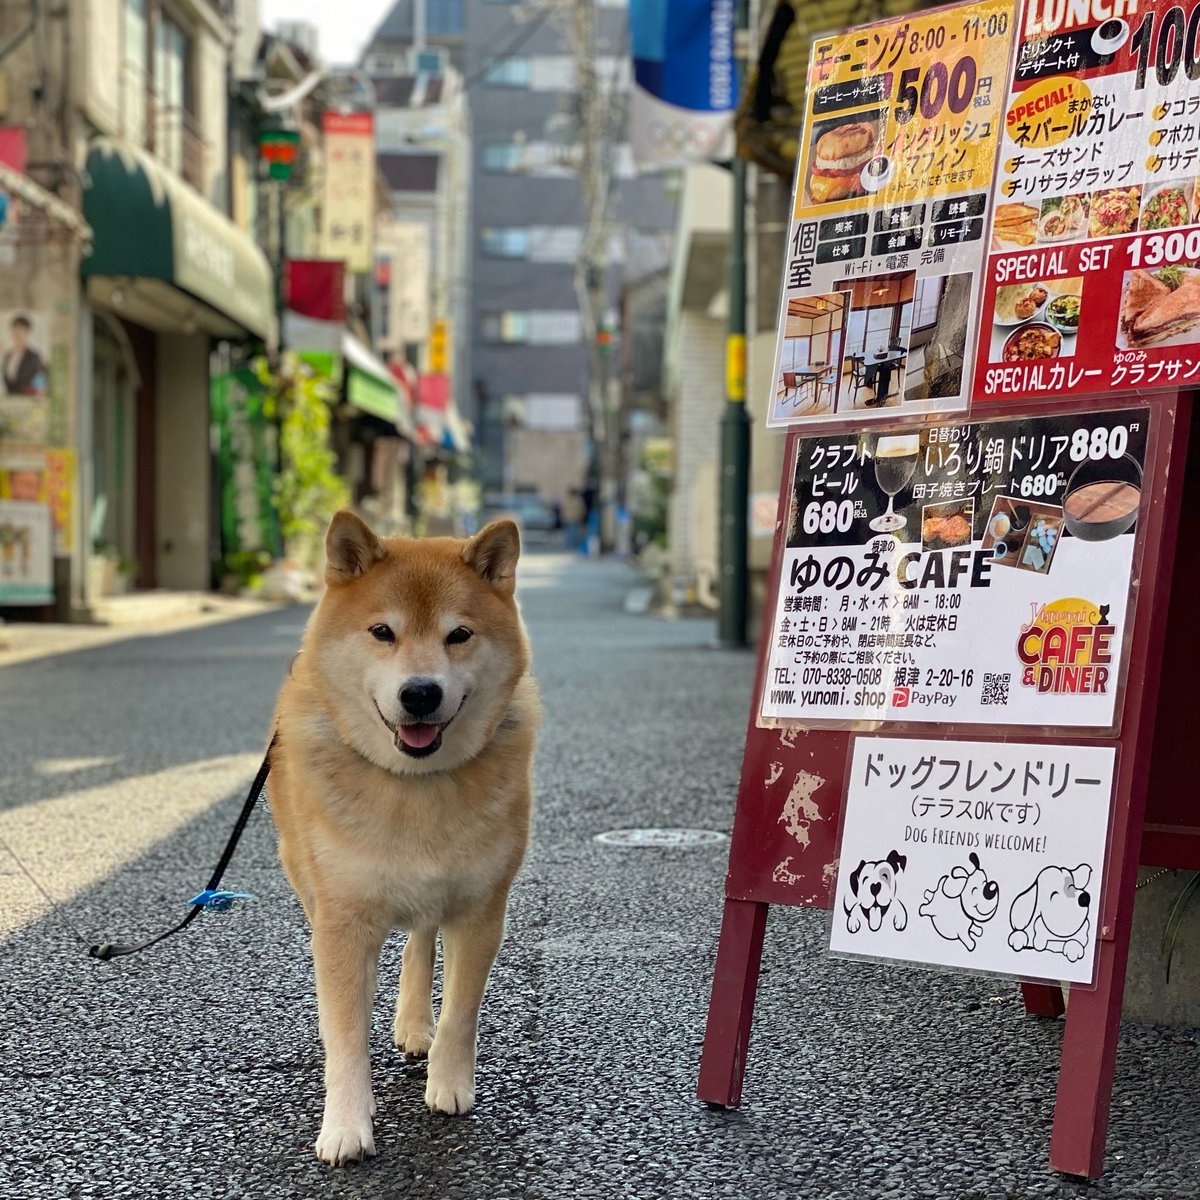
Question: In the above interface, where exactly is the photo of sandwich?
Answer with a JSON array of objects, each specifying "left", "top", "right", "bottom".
[
  {"left": 806, "top": 116, "right": 881, "bottom": 205},
  {"left": 1117, "top": 265, "right": 1200, "bottom": 349},
  {"left": 992, "top": 203, "right": 1039, "bottom": 249}
]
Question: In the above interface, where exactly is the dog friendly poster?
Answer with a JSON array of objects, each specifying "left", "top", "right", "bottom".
[
  {"left": 972, "top": 0, "right": 1200, "bottom": 401},
  {"left": 765, "top": 0, "right": 1016, "bottom": 428},
  {"left": 830, "top": 737, "right": 1116, "bottom": 985},
  {"left": 759, "top": 406, "right": 1149, "bottom": 729}
]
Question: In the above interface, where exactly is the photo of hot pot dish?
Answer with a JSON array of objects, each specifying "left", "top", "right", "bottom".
[
  {"left": 807, "top": 118, "right": 880, "bottom": 205},
  {"left": 1062, "top": 454, "right": 1143, "bottom": 542}
]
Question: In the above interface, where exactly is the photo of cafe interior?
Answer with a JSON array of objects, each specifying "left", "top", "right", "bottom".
[
  {"left": 770, "top": 293, "right": 849, "bottom": 421},
  {"left": 834, "top": 272, "right": 915, "bottom": 412}
]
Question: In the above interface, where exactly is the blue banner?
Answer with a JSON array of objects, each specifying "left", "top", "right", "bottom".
[{"left": 630, "top": 0, "right": 736, "bottom": 165}]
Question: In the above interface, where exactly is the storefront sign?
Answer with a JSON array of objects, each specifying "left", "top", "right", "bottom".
[
  {"left": 0, "top": 499, "right": 53, "bottom": 604},
  {"left": 973, "top": 2, "right": 1200, "bottom": 400},
  {"left": 831, "top": 737, "right": 1115, "bottom": 985},
  {"left": 760, "top": 407, "right": 1149, "bottom": 729},
  {"left": 320, "top": 112, "right": 375, "bottom": 275},
  {"left": 211, "top": 371, "right": 278, "bottom": 561},
  {"left": 766, "top": 0, "right": 1016, "bottom": 428}
]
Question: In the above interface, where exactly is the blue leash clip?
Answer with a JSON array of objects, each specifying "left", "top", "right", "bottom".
[{"left": 188, "top": 889, "right": 256, "bottom": 913}]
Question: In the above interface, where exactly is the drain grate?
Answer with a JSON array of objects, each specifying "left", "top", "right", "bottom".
[{"left": 594, "top": 827, "right": 728, "bottom": 848}]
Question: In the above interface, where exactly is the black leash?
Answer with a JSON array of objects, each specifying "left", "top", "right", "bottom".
[{"left": 89, "top": 733, "right": 277, "bottom": 961}]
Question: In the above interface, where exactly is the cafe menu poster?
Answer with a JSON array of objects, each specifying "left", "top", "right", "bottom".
[
  {"left": 759, "top": 407, "right": 1149, "bottom": 730},
  {"left": 766, "top": 0, "right": 1016, "bottom": 429},
  {"left": 973, "top": 1, "right": 1200, "bottom": 401}
]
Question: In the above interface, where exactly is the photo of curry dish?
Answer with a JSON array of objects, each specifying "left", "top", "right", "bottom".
[
  {"left": 1089, "top": 186, "right": 1141, "bottom": 237},
  {"left": 1003, "top": 323, "right": 1061, "bottom": 361}
]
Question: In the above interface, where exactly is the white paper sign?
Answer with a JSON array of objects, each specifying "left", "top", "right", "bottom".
[{"left": 830, "top": 737, "right": 1115, "bottom": 985}]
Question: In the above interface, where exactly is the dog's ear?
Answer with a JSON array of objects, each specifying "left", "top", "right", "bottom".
[
  {"left": 1070, "top": 863, "right": 1092, "bottom": 891},
  {"left": 463, "top": 519, "right": 521, "bottom": 595},
  {"left": 849, "top": 860, "right": 867, "bottom": 896},
  {"left": 325, "top": 510, "right": 385, "bottom": 584},
  {"left": 969, "top": 852, "right": 980, "bottom": 870},
  {"left": 1008, "top": 879, "right": 1038, "bottom": 934},
  {"left": 886, "top": 850, "right": 907, "bottom": 874},
  {"left": 944, "top": 866, "right": 968, "bottom": 898}
]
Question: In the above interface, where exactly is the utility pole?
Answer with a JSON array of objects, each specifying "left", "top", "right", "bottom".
[
  {"left": 718, "top": 0, "right": 750, "bottom": 648},
  {"left": 546, "top": 0, "right": 622, "bottom": 551}
]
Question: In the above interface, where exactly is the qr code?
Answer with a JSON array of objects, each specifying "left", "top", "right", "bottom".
[{"left": 981, "top": 672, "right": 1011, "bottom": 706}]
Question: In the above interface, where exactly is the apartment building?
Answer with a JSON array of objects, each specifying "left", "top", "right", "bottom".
[{"left": 364, "top": 0, "right": 676, "bottom": 505}]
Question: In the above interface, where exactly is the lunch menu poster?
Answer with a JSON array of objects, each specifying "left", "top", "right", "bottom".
[
  {"left": 973, "top": 0, "right": 1200, "bottom": 401},
  {"left": 758, "top": 407, "right": 1149, "bottom": 730},
  {"left": 766, "top": 0, "right": 1017, "bottom": 429}
]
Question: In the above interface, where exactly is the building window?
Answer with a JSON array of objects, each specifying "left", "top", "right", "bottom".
[
  {"left": 425, "top": 0, "right": 465, "bottom": 36},
  {"left": 482, "top": 142, "right": 523, "bottom": 172},
  {"left": 482, "top": 228, "right": 531, "bottom": 258},
  {"left": 482, "top": 312, "right": 530, "bottom": 344},
  {"left": 485, "top": 57, "right": 530, "bottom": 87},
  {"left": 155, "top": 14, "right": 191, "bottom": 178},
  {"left": 524, "top": 393, "right": 582, "bottom": 430},
  {"left": 122, "top": 0, "right": 148, "bottom": 146},
  {"left": 912, "top": 276, "right": 944, "bottom": 331}
]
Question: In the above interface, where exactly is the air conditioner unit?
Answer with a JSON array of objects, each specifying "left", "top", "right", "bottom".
[{"left": 413, "top": 47, "right": 446, "bottom": 75}]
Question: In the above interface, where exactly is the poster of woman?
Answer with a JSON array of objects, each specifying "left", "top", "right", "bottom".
[{"left": 0, "top": 309, "right": 51, "bottom": 444}]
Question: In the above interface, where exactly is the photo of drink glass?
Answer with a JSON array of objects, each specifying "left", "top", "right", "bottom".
[{"left": 869, "top": 434, "right": 920, "bottom": 533}]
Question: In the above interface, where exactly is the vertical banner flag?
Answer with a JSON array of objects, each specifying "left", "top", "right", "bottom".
[
  {"left": 765, "top": 1, "right": 1017, "bottom": 429},
  {"left": 973, "top": 0, "right": 1200, "bottom": 402},
  {"left": 321, "top": 112, "right": 375, "bottom": 274},
  {"left": 630, "top": 0, "right": 736, "bottom": 166}
]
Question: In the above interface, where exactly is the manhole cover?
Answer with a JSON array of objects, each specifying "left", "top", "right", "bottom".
[{"left": 594, "top": 828, "right": 728, "bottom": 848}]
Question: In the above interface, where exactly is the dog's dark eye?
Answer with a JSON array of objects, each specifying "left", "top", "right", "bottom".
[
  {"left": 369, "top": 624, "right": 395, "bottom": 643},
  {"left": 446, "top": 626, "right": 473, "bottom": 645}
]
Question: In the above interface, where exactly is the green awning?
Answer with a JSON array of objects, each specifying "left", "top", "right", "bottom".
[
  {"left": 343, "top": 334, "right": 413, "bottom": 437},
  {"left": 82, "top": 139, "right": 275, "bottom": 341}
]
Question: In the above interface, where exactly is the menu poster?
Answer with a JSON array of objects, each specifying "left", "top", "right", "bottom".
[
  {"left": 766, "top": 0, "right": 1016, "bottom": 429},
  {"left": 759, "top": 407, "right": 1149, "bottom": 730},
  {"left": 974, "top": 0, "right": 1200, "bottom": 400}
]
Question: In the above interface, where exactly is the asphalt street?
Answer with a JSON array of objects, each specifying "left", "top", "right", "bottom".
[{"left": 1, "top": 553, "right": 1197, "bottom": 1200}]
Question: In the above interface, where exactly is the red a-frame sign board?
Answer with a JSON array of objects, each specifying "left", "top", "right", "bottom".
[{"left": 698, "top": 390, "right": 1195, "bottom": 1179}]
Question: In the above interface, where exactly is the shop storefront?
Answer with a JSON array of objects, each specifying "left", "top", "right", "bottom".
[{"left": 79, "top": 139, "right": 275, "bottom": 600}]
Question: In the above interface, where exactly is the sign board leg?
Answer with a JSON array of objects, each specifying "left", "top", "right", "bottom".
[
  {"left": 1020, "top": 983, "right": 1065, "bottom": 1018},
  {"left": 697, "top": 898, "right": 769, "bottom": 1107}
]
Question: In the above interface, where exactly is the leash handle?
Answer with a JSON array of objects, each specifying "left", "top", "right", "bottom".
[{"left": 89, "top": 734, "right": 277, "bottom": 961}]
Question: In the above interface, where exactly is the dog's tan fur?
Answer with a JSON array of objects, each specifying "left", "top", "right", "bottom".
[{"left": 269, "top": 511, "right": 539, "bottom": 1165}]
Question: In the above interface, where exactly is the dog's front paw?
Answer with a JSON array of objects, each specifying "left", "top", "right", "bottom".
[
  {"left": 425, "top": 1069, "right": 476, "bottom": 1115},
  {"left": 394, "top": 1020, "right": 436, "bottom": 1059},
  {"left": 1063, "top": 940, "right": 1085, "bottom": 963},
  {"left": 315, "top": 1111, "right": 376, "bottom": 1166}
]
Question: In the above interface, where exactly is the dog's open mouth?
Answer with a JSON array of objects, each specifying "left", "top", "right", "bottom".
[{"left": 374, "top": 698, "right": 465, "bottom": 759}]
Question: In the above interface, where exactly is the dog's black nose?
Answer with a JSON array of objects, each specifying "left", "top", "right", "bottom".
[
  {"left": 870, "top": 882, "right": 881, "bottom": 897},
  {"left": 984, "top": 882, "right": 999, "bottom": 901},
  {"left": 1078, "top": 891, "right": 1090, "bottom": 908},
  {"left": 400, "top": 679, "right": 443, "bottom": 717}
]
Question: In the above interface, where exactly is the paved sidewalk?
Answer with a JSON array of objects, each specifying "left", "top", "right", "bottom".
[{"left": 1, "top": 553, "right": 1196, "bottom": 1200}]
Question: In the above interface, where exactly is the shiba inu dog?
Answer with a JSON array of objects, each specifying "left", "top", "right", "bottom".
[{"left": 269, "top": 511, "right": 540, "bottom": 1165}]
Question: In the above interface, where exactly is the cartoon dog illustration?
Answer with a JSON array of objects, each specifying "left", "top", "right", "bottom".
[
  {"left": 1007, "top": 863, "right": 1093, "bottom": 963},
  {"left": 844, "top": 850, "right": 908, "bottom": 933},
  {"left": 919, "top": 852, "right": 1000, "bottom": 951}
]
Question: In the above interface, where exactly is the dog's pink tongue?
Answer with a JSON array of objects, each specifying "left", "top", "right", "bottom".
[{"left": 398, "top": 723, "right": 440, "bottom": 749}]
